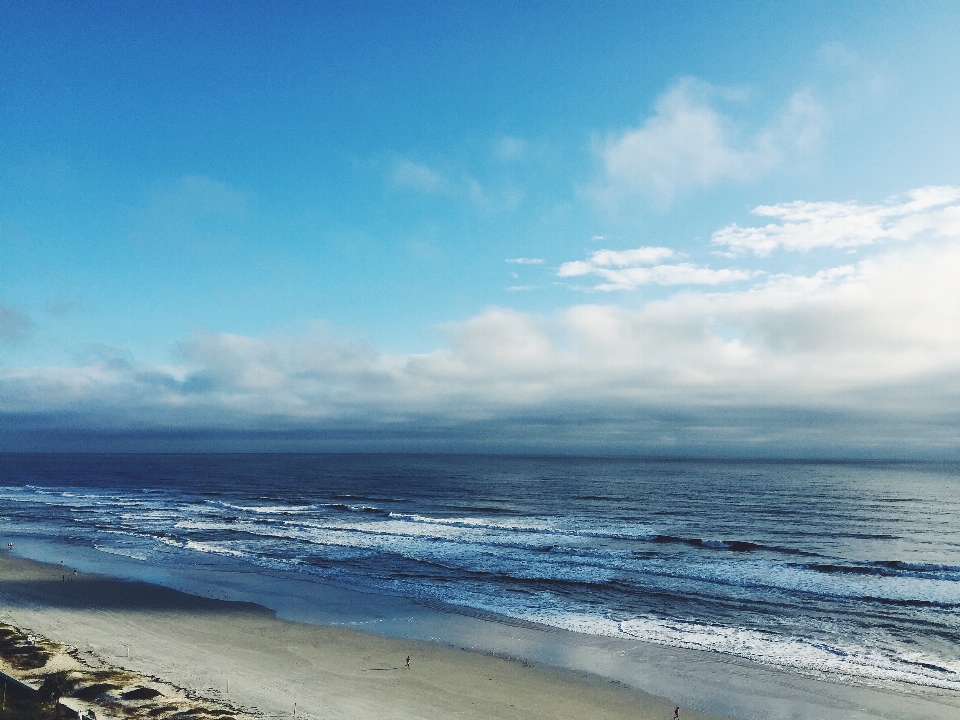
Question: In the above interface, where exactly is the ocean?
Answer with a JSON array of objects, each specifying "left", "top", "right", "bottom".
[{"left": 1, "top": 453, "right": 958, "bottom": 691}]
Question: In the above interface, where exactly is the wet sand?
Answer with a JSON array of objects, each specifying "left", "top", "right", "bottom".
[
  {"left": 2, "top": 550, "right": 959, "bottom": 720},
  {"left": 0, "top": 553, "right": 698, "bottom": 720}
]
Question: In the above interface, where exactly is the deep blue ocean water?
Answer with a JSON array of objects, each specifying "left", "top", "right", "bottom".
[{"left": 1, "top": 454, "right": 959, "bottom": 690}]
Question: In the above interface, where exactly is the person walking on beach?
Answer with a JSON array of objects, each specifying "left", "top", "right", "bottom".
[
  {"left": 674, "top": 707, "right": 680, "bottom": 719},
  {"left": 405, "top": 655, "right": 410, "bottom": 669}
]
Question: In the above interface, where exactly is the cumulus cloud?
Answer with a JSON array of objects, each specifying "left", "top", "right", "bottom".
[
  {"left": 640, "top": 246, "right": 960, "bottom": 408},
  {"left": 558, "top": 246, "right": 757, "bottom": 290},
  {"left": 0, "top": 302, "right": 31, "bottom": 343},
  {"left": 713, "top": 186, "right": 960, "bottom": 255},
  {"left": 592, "top": 77, "right": 827, "bottom": 207},
  {"left": 8, "top": 238, "right": 958, "bottom": 412},
  {"left": 4, "top": 237, "right": 960, "bottom": 455},
  {"left": 7, "top": 187, "right": 960, "bottom": 456}
]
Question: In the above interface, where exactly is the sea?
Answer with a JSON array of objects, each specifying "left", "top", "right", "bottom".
[{"left": 1, "top": 453, "right": 958, "bottom": 692}]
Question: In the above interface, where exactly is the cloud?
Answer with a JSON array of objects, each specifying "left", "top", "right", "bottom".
[
  {"left": 4, "top": 238, "right": 960, "bottom": 456},
  {"left": 130, "top": 175, "right": 249, "bottom": 250},
  {"left": 635, "top": 244, "right": 960, "bottom": 445},
  {"left": 390, "top": 159, "right": 449, "bottom": 193},
  {"left": 0, "top": 302, "right": 31, "bottom": 343},
  {"left": 388, "top": 158, "right": 520, "bottom": 212},
  {"left": 558, "top": 246, "right": 757, "bottom": 290},
  {"left": 47, "top": 296, "right": 82, "bottom": 318},
  {"left": 170, "top": 175, "right": 248, "bottom": 216},
  {"left": 5, "top": 236, "right": 960, "bottom": 456},
  {"left": 592, "top": 77, "right": 827, "bottom": 207},
  {"left": 8, "top": 188, "right": 960, "bottom": 456},
  {"left": 712, "top": 186, "right": 960, "bottom": 256},
  {"left": 506, "top": 257, "right": 544, "bottom": 265},
  {"left": 495, "top": 136, "right": 527, "bottom": 161}
]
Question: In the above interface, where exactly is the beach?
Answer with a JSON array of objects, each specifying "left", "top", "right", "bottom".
[
  {"left": 0, "top": 552, "right": 684, "bottom": 720},
  {"left": 2, "top": 552, "right": 960, "bottom": 720}
]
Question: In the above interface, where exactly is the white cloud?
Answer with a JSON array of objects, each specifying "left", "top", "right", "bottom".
[
  {"left": 558, "top": 246, "right": 756, "bottom": 290},
  {"left": 6, "top": 238, "right": 960, "bottom": 425},
  {"left": 592, "top": 77, "right": 827, "bottom": 207},
  {"left": 640, "top": 242, "right": 960, "bottom": 410},
  {"left": 713, "top": 186, "right": 960, "bottom": 256},
  {"left": 580, "top": 247, "right": 675, "bottom": 266},
  {"left": 8, "top": 188, "right": 960, "bottom": 455},
  {"left": 506, "top": 257, "right": 544, "bottom": 265}
]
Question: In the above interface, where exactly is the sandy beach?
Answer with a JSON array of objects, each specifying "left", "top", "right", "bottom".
[
  {"left": 2, "top": 550, "right": 959, "bottom": 720},
  {"left": 0, "top": 553, "right": 693, "bottom": 720}
]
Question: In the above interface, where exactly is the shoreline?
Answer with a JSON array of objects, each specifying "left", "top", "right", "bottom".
[
  {"left": 2, "top": 547, "right": 960, "bottom": 719},
  {"left": 0, "top": 552, "right": 688, "bottom": 720}
]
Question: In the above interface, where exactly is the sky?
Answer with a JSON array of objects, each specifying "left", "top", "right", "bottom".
[{"left": 4, "top": 1, "right": 960, "bottom": 456}]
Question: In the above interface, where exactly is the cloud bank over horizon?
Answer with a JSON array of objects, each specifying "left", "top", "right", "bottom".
[
  {"left": 6, "top": 5, "right": 960, "bottom": 457},
  {"left": 6, "top": 185, "right": 960, "bottom": 456}
]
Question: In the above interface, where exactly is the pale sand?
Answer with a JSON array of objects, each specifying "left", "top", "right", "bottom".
[
  {"left": 0, "top": 554, "right": 701, "bottom": 720},
  {"left": 3, "top": 551, "right": 960, "bottom": 720}
]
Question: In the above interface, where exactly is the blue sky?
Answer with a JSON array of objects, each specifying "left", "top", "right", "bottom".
[{"left": 4, "top": 1, "right": 960, "bottom": 455}]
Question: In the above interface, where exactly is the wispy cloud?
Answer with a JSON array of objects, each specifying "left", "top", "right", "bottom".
[
  {"left": 389, "top": 157, "right": 522, "bottom": 212},
  {"left": 506, "top": 257, "right": 544, "bottom": 265},
  {"left": 0, "top": 302, "right": 31, "bottom": 343},
  {"left": 713, "top": 186, "right": 960, "bottom": 256},
  {"left": 390, "top": 159, "right": 449, "bottom": 193},
  {"left": 494, "top": 136, "right": 527, "bottom": 161},
  {"left": 130, "top": 175, "right": 250, "bottom": 250},
  {"left": 46, "top": 296, "right": 82, "bottom": 318},
  {"left": 506, "top": 285, "right": 538, "bottom": 292},
  {"left": 558, "top": 246, "right": 756, "bottom": 290},
  {"left": 591, "top": 77, "right": 827, "bottom": 208}
]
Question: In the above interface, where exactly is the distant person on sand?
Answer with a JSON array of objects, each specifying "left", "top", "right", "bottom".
[
  {"left": 674, "top": 707, "right": 680, "bottom": 719},
  {"left": 405, "top": 655, "right": 410, "bottom": 668}
]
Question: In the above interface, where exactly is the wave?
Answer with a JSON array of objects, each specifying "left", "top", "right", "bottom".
[
  {"left": 648, "top": 534, "right": 819, "bottom": 556},
  {"left": 324, "top": 503, "right": 391, "bottom": 516},
  {"left": 802, "top": 561, "right": 960, "bottom": 580},
  {"left": 212, "top": 501, "right": 316, "bottom": 514},
  {"left": 91, "top": 544, "right": 149, "bottom": 562},
  {"left": 591, "top": 614, "right": 960, "bottom": 691}
]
